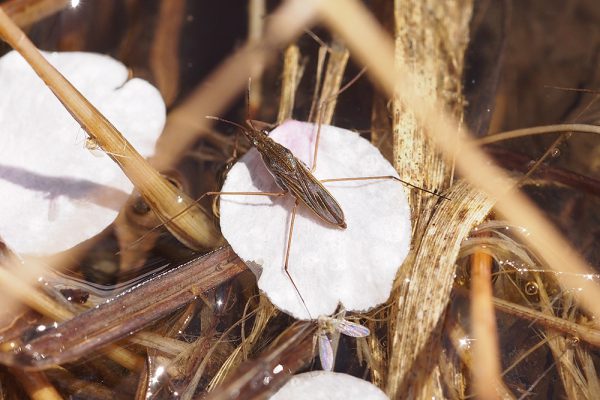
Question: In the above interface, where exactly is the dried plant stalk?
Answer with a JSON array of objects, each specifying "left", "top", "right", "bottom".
[
  {"left": 388, "top": 0, "right": 474, "bottom": 397},
  {"left": 387, "top": 181, "right": 494, "bottom": 397},
  {"left": 446, "top": 318, "right": 515, "bottom": 400},
  {"left": 492, "top": 297, "right": 600, "bottom": 347},
  {"left": 14, "top": 246, "right": 246, "bottom": 370},
  {"left": 10, "top": 369, "right": 62, "bottom": 400},
  {"left": 208, "top": 296, "right": 278, "bottom": 391},
  {"left": 247, "top": 0, "right": 266, "bottom": 116},
  {"left": 371, "top": 93, "right": 394, "bottom": 162},
  {"left": 475, "top": 123, "right": 600, "bottom": 145},
  {"left": 0, "top": 8, "right": 222, "bottom": 251},
  {"left": 470, "top": 250, "right": 502, "bottom": 399},
  {"left": 1, "top": 0, "right": 68, "bottom": 27},
  {"left": 206, "top": 321, "right": 316, "bottom": 400},
  {"left": 0, "top": 265, "right": 143, "bottom": 371},
  {"left": 150, "top": 0, "right": 185, "bottom": 106},
  {"left": 277, "top": 45, "right": 301, "bottom": 124},
  {"left": 311, "top": 40, "right": 350, "bottom": 125},
  {"left": 47, "top": 367, "right": 120, "bottom": 400},
  {"left": 392, "top": 0, "right": 471, "bottom": 218}
]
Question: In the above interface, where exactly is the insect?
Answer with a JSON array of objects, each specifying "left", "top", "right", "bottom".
[
  {"left": 316, "top": 315, "right": 370, "bottom": 372},
  {"left": 209, "top": 115, "right": 442, "bottom": 319}
]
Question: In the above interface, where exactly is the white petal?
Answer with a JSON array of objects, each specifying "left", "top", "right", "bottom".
[
  {"left": 0, "top": 51, "right": 165, "bottom": 255},
  {"left": 220, "top": 120, "right": 411, "bottom": 319},
  {"left": 270, "top": 371, "right": 389, "bottom": 400}
]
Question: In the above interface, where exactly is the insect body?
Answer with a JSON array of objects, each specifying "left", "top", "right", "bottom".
[
  {"left": 239, "top": 122, "right": 346, "bottom": 229},
  {"left": 317, "top": 315, "right": 370, "bottom": 371}
]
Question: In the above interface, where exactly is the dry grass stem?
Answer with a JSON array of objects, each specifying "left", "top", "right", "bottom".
[
  {"left": 276, "top": 45, "right": 301, "bottom": 124},
  {"left": 1, "top": 0, "right": 68, "bottom": 27},
  {"left": 205, "top": 321, "right": 316, "bottom": 400},
  {"left": 150, "top": 0, "right": 185, "bottom": 106},
  {"left": 207, "top": 297, "right": 278, "bottom": 391},
  {"left": 311, "top": 40, "right": 350, "bottom": 125},
  {"left": 47, "top": 367, "right": 119, "bottom": 400},
  {"left": 493, "top": 297, "right": 600, "bottom": 348},
  {"left": 14, "top": 247, "right": 245, "bottom": 369},
  {"left": 387, "top": 180, "right": 494, "bottom": 397},
  {"left": 10, "top": 368, "right": 63, "bottom": 400},
  {"left": 129, "top": 332, "right": 191, "bottom": 356},
  {"left": 470, "top": 249, "right": 503, "bottom": 399},
  {"left": 446, "top": 319, "right": 515, "bottom": 400},
  {"left": 0, "top": 264, "right": 143, "bottom": 371},
  {"left": 247, "top": 0, "right": 266, "bottom": 116},
  {"left": 475, "top": 123, "right": 600, "bottom": 145}
]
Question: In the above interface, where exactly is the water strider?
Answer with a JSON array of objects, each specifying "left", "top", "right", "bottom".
[{"left": 211, "top": 116, "right": 446, "bottom": 318}]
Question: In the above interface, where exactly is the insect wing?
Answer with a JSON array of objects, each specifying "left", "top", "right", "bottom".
[
  {"left": 278, "top": 161, "right": 346, "bottom": 228},
  {"left": 253, "top": 133, "right": 346, "bottom": 227},
  {"left": 318, "top": 332, "right": 334, "bottom": 371},
  {"left": 337, "top": 320, "right": 370, "bottom": 337}
]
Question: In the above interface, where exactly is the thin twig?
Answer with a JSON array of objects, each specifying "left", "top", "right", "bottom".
[
  {"left": 470, "top": 249, "right": 503, "bottom": 399},
  {"left": 476, "top": 123, "right": 600, "bottom": 145}
]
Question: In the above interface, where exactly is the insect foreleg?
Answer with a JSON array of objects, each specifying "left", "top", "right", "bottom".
[{"left": 126, "top": 191, "right": 286, "bottom": 250}]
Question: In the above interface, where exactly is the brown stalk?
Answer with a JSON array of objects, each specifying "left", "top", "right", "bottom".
[
  {"left": 0, "top": 264, "right": 143, "bottom": 372},
  {"left": 150, "top": 0, "right": 185, "bottom": 106},
  {"left": 387, "top": 181, "right": 494, "bottom": 397},
  {"left": 0, "top": 0, "right": 68, "bottom": 27},
  {"left": 492, "top": 297, "right": 600, "bottom": 348},
  {"left": 487, "top": 147, "right": 600, "bottom": 198},
  {"left": 46, "top": 367, "right": 120, "bottom": 400},
  {"left": 205, "top": 321, "right": 316, "bottom": 400},
  {"left": 311, "top": 40, "right": 350, "bottom": 125},
  {"left": 10, "top": 369, "right": 62, "bottom": 400},
  {"left": 446, "top": 318, "right": 515, "bottom": 400},
  {"left": 12, "top": 246, "right": 246, "bottom": 370},
  {"left": 247, "top": 0, "right": 266, "bottom": 117},
  {"left": 475, "top": 123, "right": 600, "bottom": 145},
  {"left": 208, "top": 296, "right": 278, "bottom": 391},
  {"left": 276, "top": 45, "right": 301, "bottom": 124},
  {"left": 0, "top": 8, "right": 222, "bottom": 251},
  {"left": 470, "top": 249, "right": 503, "bottom": 399}
]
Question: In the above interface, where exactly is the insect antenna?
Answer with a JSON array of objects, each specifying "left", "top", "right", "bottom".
[
  {"left": 320, "top": 175, "right": 450, "bottom": 200},
  {"left": 206, "top": 115, "right": 248, "bottom": 132}
]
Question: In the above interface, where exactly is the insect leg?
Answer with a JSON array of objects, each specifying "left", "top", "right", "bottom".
[
  {"left": 310, "top": 67, "right": 368, "bottom": 172},
  {"left": 318, "top": 332, "right": 334, "bottom": 371},
  {"left": 283, "top": 199, "right": 312, "bottom": 319},
  {"left": 320, "top": 175, "right": 450, "bottom": 200},
  {"left": 126, "top": 191, "right": 285, "bottom": 250}
]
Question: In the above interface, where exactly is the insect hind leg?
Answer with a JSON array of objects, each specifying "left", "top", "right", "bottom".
[
  {"left": 283, "top": 199, "right": 313, "bottom": 319},
  {"left": 125, "top": 190, "right": 286, "bottom": 251}
]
